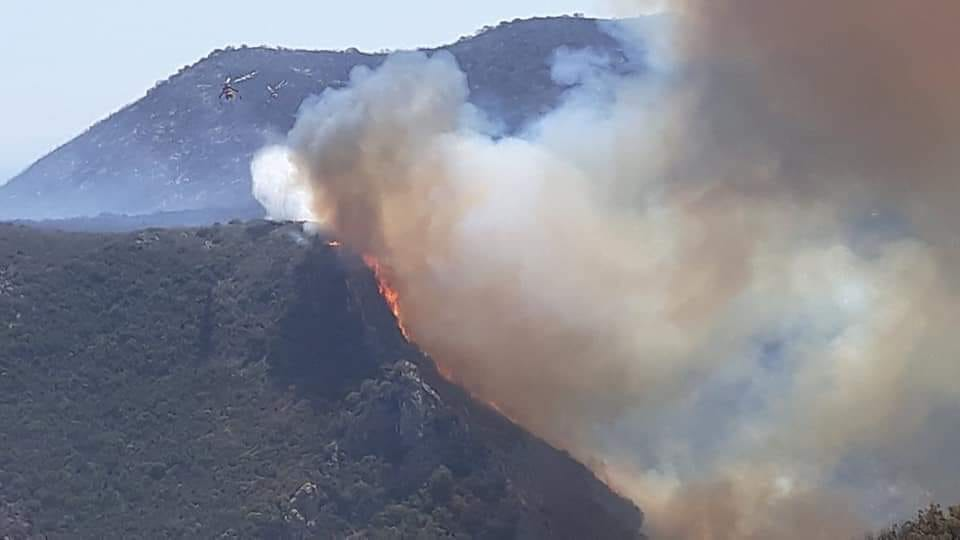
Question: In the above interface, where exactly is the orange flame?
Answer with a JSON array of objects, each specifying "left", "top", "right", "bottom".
[
  {"left": 362, "top": 255, "right": 411, "bottom": 341},
  {"left": 361, "top": 253, "right": 518, "bottom": 425}
]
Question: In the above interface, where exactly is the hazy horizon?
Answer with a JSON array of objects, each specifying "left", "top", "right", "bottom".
[{"left": 0, "top": 1, "right": 619, "bottom": 185}]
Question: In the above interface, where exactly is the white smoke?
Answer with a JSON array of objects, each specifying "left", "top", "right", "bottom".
[{"left": 251, "top": 145, "right": 319, "bottom": 223}]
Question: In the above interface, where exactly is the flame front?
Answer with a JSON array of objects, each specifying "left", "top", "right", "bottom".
[
  {"left": 362, "top": 255, "right": 411, "bottom": 341},
  {"left": 361, "top": 253, "right": 519, "bottom": 424}
]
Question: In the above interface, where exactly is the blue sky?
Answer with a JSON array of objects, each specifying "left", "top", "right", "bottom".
[{"left": 0, "top": 0, "right": 625, "bottom": 184}]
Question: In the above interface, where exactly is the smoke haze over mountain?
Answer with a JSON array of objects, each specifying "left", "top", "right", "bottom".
[{"left": 252, "top": 4, "right": 960, "bottom": 537}]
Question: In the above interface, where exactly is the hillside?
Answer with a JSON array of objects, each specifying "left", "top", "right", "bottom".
[
  {"left": 0, "top": 221, "right": 645, "bottom": 539},
  {"left": 0, "top": 16, "right": 640, "bottom": 221}
]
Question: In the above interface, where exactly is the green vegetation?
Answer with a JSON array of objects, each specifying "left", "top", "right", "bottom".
[
  {"left": 0, "top": 221, "right": 643, "bottom": 539},
  {"left": 870, "top": 505, "right": 960, "bottom": 540}
]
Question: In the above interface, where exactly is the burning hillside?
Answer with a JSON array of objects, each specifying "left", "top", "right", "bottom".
[
  {"left": 361, "top": 255, "right": 410, "bottom": 341},
  {"left": 253, "top": 2, "right": 960, "bottom": 538},
  {"left": 359, "top": 249, "right": 522, "bottom": 425},
  {"left": 0, "top": 221, "right": 645, "bottom": 539}
]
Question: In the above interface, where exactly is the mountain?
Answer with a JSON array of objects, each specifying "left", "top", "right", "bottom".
[
  {"left": 0, "top": 221, "right": 645, "bottom": 539},
  {"left": 0, "top": 16, "right": 640, "bottom": 222}
]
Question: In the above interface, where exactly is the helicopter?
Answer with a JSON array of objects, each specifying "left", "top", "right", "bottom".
[
  {"left": 218, "top": 71, "right": 258, "bottom": 101},
  {"left": 266, "top": 80, "right": 289, "bottom": 100}
]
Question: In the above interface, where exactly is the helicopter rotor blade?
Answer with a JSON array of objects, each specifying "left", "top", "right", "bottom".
[{"left": 232, "top": 71, "right": 258, "bottom": 84}]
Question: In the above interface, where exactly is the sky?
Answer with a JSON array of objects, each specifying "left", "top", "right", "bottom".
[{"left": 0, "top": 0, "right": 623, "bottom": 185}]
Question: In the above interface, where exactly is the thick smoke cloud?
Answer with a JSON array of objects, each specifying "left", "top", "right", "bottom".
[{"left": 252, "top": 3, "right": 960, "bottom": 537}]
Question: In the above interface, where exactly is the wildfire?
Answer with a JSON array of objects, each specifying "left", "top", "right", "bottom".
[
  {"left": 360, "top": 254, "right": 518, "bottom": 425},
  {"left": 325, "top": 240, "right": 342, "bottom": 247},
  {"left": 362, "top": 254, "right": 411, "bottom": 340}
]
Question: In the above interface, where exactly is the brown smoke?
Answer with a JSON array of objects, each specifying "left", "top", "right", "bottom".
[
  {"left": 667, "top": 0, "right": 960, "bottom": 232},
  {"left": 252, "top": 3, "right": 960, "bottom": 537}
]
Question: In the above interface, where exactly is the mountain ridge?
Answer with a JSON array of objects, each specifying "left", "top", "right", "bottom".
[{"left": 0, "top": 16, "right": 641, "bottom": 221}]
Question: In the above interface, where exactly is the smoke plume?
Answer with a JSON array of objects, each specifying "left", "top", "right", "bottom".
[{"left": 252, "top": 3, "right": 960, "bottom": 537}]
